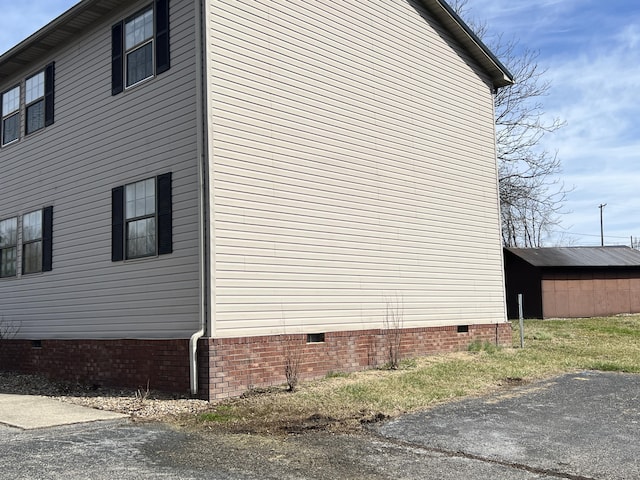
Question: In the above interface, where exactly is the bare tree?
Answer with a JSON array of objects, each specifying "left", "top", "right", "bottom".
[
  {"left": 451, "top": 1, "right": 567, "bottom": 247},
  {"left": 283, "top": 334, "right": 302, "bottom": 391},
  {"left": 0, "top": 316, "right": 20, "bottom": 339},
  {"left": 383, "top": 294, "right": 404, "bottom": 369}
]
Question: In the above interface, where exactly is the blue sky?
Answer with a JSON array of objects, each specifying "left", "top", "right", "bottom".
[
  {"left": 468, "top": 0, "right": 640, "bottom": 246},
  {"left": 1, "top": 1, "right": 639, "bottom": 247}
]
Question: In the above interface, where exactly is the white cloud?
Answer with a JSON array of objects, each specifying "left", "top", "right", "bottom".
[
  {"left": 463, "top": 0, "right": 640, "bottom": 245},
  {"left": 616, "top": 24, "right": 640, "bottom": 49}
]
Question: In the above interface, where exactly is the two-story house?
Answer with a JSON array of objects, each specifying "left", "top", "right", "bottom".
[{"left": 0, "top": 0, "right": 513, "bottom": 400}]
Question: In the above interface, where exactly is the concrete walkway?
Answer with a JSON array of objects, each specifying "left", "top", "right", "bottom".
[{"left": 0, "top": 393, "right": 127, "bottom": 429}]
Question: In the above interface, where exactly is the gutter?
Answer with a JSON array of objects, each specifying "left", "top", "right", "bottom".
[
  {"left": 421, "top": 0, "right": 514, "bottom": 88},
  {"left": 189, "top": 0, "right": 209, "bottom": 396}
]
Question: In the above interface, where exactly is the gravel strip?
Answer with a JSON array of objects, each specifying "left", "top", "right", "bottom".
[{"left": 0, "top": 372, "right": 210, "bottom": 420}]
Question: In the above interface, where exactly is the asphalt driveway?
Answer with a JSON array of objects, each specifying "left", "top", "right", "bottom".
[
  {"left": 376, "top": 370, "right": 640, "bottom": 479},
  {"left": 0, "top": 371, "right": 638, "bottom": 479}
]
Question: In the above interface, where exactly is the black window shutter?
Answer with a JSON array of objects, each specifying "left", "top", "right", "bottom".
[
  {"left": 42, "top": 206, "right": 53, "bottom": 272},
  {"left": 155, "top": 0, "right": 170, "bottom": 75},
  {"left": 44, "top": 62, "right": 55, "bottom": 127},
  {"left": 111, "top": 22, "right": 124, "bottom": 95},
  {"left": 157, "top": 172, "right": 172, "bottom": 255},
  {"left": 112, "top": 186, "right": 124, "bottom": 261}
]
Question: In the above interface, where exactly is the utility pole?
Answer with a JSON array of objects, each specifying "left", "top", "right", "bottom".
[{"left": 599, "top": 204, "right": 607, "bottom": 246}]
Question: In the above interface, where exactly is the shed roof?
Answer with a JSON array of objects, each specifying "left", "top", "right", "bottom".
[
  {"left": 505, "top": 246, "right": 640, "bottom": 268},
  {"left": 0, "top": 0, "right": 514, "bottom": 89}
]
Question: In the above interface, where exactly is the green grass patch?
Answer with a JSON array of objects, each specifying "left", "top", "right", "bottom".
[
  {"left": 325, "top": 371, "right": 351, "bottom": 379},
  {"left": 468, "top": 339, "right": 502, "bottom": 354},
  {"left": 587, "top": 361, "right": 628, "bottom": 372},
  {"left": 529, "top": 331, "right": 553, "bottom": 341},
  {"left": 198, "top": 405, "right": 237, "bottom": 423}
]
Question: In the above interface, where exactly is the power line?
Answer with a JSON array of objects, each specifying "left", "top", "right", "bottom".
[{"left": 548, "top": 230, "right": 631, "bottom": 239}]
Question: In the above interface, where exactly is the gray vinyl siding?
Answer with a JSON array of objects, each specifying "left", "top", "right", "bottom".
[
  {"left": 208, "top": 0, "right": 507, "bottom": 338},
  {"left": 0, "top": 0, "right": 200, "bottom": 339}
]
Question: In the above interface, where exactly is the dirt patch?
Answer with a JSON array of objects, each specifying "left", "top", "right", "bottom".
[{"left": 499, "top": 377, "right": 526, "bottom": 386}]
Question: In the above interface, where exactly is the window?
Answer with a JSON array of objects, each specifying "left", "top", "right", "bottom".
[
  {"left": 125, "top": 7, "right": 154, "bottom": 87},
  {"left": 112, "top": 172, "right": 172, "bottom": 261},
  {"left": 0, "top": 217, "right": 17, "bottom": 277},
  {"left": 0, "top": 207, "right": 52, "bottom": 277},
  {"left": 0, "top": 63, "right": 55, "bottom": 146},
  {"left": 22, "top": 210, "right": 43, "bottom": 274},
  {"left": 126, "top": 177, "right": 156, "bottom": 258},
  {"left": 1, "top": 86, "right": 20, "bottom": 146},
  {"left": 25, "top": 71, "right": 45, "bottom": 134},
  {"left": 111, "top": 0, "right": 170, "bottom": 95}
]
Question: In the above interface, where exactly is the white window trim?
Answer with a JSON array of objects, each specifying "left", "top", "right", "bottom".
[
  {"left": 124, "top": 5, "right": 156, "bottom": 90},
  {"left": 21, "top": 209, "right": 43, "bottom": 275},
  {"left": 25, "top": 70, "right": 45, "bottom": 135},
  {"left": 0, "top": 217, "right": 18, "bottom": 278},
  {"left": 1, "top": 85, "right": 21, "bottom": 147},
  {"left": 124, "top": 176, "right": 158, "bottom": 259}
]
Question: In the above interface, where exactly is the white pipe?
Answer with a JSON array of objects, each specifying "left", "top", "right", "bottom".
[
  {"left": 189, "top": 328, "right": 204, "bottom": 395},
  {"left": 190, "top": 0, "right": 208, "bottom": 396},
  {"left": 190, "top": 144, "right": 206, "bottom": 395}
]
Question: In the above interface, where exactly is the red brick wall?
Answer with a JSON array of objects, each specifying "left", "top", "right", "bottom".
[
  {"left": 0, "top": 339, "right": 190, "bottom": 393},
  {"left": 200, "top": 323, "right": 512, "bottom": 400},
  {"left": 0, "top": 323, "right": 511, "bottom": 400}
]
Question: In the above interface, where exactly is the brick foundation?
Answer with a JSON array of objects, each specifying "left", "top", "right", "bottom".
[
  {"left": 0, "top": 339, "right": 191, "bottom": 394},
  {"left": 0, "top": 323, "right": 512, "bottom": 400},
  {"left": 199, "top": 322, "right": 512, "bottom": 400}
]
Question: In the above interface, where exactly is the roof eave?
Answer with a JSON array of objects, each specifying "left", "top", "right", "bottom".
[
  {"left": 0, "top": 0, "right": 515, "bottom": 88},
  {"left": 420, "top": 0, "right": 514, "bottom": 89},
  {"left": 0, "top": 0, "right": 129, "bottom": 82}
]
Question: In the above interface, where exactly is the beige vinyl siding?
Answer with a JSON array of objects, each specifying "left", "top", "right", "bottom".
[
  {"left": 0, "top": 0, "right": 200, "bottom": 339},
  {"left": 208, "top": 0, "right": 506, "bottom": 338}
]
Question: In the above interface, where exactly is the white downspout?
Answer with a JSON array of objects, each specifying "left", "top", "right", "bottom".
[
  {"left": 189, "top": 329, "right": 204, "bottom": 395},
  {"left": 190, "top": 0, "right": 208, "bottom": 396},
  {"left": 189, "top": 147, "right": 205, "bottom": 395}
]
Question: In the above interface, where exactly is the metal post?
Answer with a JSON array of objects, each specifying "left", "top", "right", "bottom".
[{"left": 518, "top": 293, "right": 524, "bottom": 348}]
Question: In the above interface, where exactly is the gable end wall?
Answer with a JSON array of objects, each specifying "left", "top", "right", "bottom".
[{"left": 207, "top": 0, "right": 507, "bottom": 338}]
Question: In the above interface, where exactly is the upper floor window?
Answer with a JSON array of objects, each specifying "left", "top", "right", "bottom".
[
  {"left": 125, "top": 7, "right": 154, "bottom": 87},
  {"left": 111, "top": 0, "right": 170, "bottom": 95},
  {"left": 25, "top": 71, "right": 45, "bottom": 134},
  {"left": 0, "top": 63, "right": 55, "bottom": 147},
  {"left": 0, "top": 217, "right": 18, "bottom": 277},
  {"left": 1, "top": 86, "right": 20, "bottom": 146}
]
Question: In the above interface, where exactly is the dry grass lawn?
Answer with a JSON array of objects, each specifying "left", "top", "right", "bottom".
[{"left": 175, "top": 315, "right": 640, "bottom": 434}]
